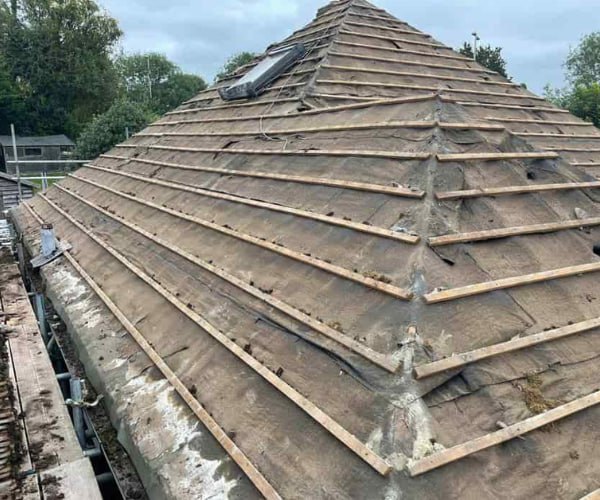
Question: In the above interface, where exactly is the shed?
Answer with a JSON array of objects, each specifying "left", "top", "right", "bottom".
[
  {"left": 10, "top": 0, "right": 600, "bottom": 498},
  {"left": 0, "top": 135, "right": 75, "bottom": 175},
  {"left": 0, "top": 172, "right": 34, "bottom": 211}
]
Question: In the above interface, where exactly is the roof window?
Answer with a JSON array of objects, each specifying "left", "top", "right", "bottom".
[{"left": 218, "top": 43, "right": 306, "bottom": 101}]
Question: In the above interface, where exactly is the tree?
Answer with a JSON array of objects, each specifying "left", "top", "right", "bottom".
[
  {"left": 74, "top": 100, "right": 155, "bottom": 160},
  {"left": 215, "top": 52, "right": 257, "bottom": 82},
  {"left": 115, "top": 53, "right": 206, "bottom": 115},
  {"left": 565, "top": 32, "right": 600, "bottom": 87},
  {"left": 458, "top": 42, "right": 509, "bottom": 78},
  {"left": 544, "top": 32, "right": 600, "bottom": 127},
  {"left": 0, "top": 0, "right": 122, "bottom": 136}
]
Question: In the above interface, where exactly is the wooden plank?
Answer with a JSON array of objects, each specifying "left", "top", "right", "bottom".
[
  {"left": 321, "top": 64, "right": 517, "bottom": 87},
  {"left": 407, "top": 390, "right": 600, "bottom": 476},
  {"left": 450, "top": 100, "right": 570, "bottom": 113},
  {"left": 281, "top": 21, "right": 343, "bottom": 44},
  {"left": 543, "top": 147, "right": 600, "bottom": 152},
  {"left": 437, "top": 152, "right": 558, "bottom": 162},
  {"left": 99, "top": 154, "right": 426, "bottom": 199},
  {"left": 484, "top": 117, "right": 593, "bottom": 127},
  {"left": 140, "top": 121, "right": 503, "bottom": 136},
  {"left": 343, "top": 20, "right": 425, "bottom": 37},
  {"left": 333, "top": 40, "right": 478, "bottom": 63},
  {"left": 518, "top": 132, "right": 600, "bottom": 139},
  {"left": 572, "top": 162, "right": 600, "bottom": 168},
  {"left": 414, "top": 317, "right": 600, "bottom": 379},
  {"left": 339, "top": 28, "right": 446, "bottom": 48},
  {"left": 84, "top": 165, "right": 421, "bottom": 245},
  {"left": 327, "top": 50, "right": 495, "bottom": 74},
  {"left": 140, "top": 120, "right": 439, "bottom": 136},
  {"left": 316, "top": 80, "right": 545, "bottom": 100},
  {"left": 428, "top": 217, "right": 600, "bottom": 246},
  {"left": 35, "top": 197, "right": 394, "bottom": 477},
  {"left": 162, "top": 93, "right": 437, "bottom": 120},
  {"left": 118, "top": 143, "right": 431, "bottom": 161},
  {"left": 68, "top": 174, "right": 415, "bottom": 300},
  {"left": 581, "top": 489, "right": 600, "bottom": 500},
  {"left": 170, "top": 97, "right": 299, "bottom": 114},
  {"left": 435, "top": 181, "right": 600, "bottom": 200},
  {"left": 54, "top": 184, "right": 401, "bottom": 373},
  {"left": 424, "top": 262, "right": 600, "bottom": 304}
]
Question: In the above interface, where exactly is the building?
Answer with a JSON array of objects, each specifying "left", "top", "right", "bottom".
[
  {"left": 0, "top": 134, "right": 75, "bottom": 174},
  {"left": 0, "top": 172, "right": 34, "bottom": 211},
  {"left": 10, "top": 0, "right": 600, "bottom": 498}
]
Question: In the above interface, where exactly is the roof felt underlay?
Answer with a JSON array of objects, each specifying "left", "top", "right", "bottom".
[{"left": 14, "top": 0, "right": 600, "bottom": 498}]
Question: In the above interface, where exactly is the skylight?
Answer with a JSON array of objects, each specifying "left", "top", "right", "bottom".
[{"left": 218, "top": 43, "right": 306, "bottom": 101}]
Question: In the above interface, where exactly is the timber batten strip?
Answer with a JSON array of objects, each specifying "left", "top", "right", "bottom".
[
  {"left": 424, "top": 261, "right": 600, "bottom": 304},
  {"left": 428, "top": 217, "right": 600, "bottom": 246},
  {"left": 85, "top": 164, "right": 421, "bottom": 245},
  {"left": 543, "top": 147, "right": 600, "bottom": 153},
  {"left": 320, "top": 64, "right": 517, "bottom": 87},
  {"left": 118, "top": 143, "right": 431, "bottom": 161},
  {"left": 517, "top": 132, "right": 600, "bottom": 139},
  {"left": 413, "top": 317, "right": 600, "bottom": 379},
  {"left": 343, "top": 20, "right": 426, "bottom": 37},
  {"left": 484, "top": 117, "right": 594, "bottom": 127},
  {"left": 407, "top": 390, "right": 600, "bottom": 476},
  {"left": 450, "top": 100, "right": 570, "bottom": 113},
  {"left": 35, "top": 196, "right": 394, "bottom": 477},
  {"left": 315, "top": 80, "right": 544, "bottom": 100},
  {"left": 22, "top": 203, "right": 282, "bottom": 499},
  {"left": 69, "top": 173, "right": 415, "bottom": 300},
  {"left": 99, "top": 154, "right": 426, "bottom": 199},
  {"left": 184, "top": 82, "right": 306, "bottom": 104},
  {"left": 327, "top": 50, "right": 495, "bottom": 74},
  {"left": 339, "top": 29, "right": 447, "bottom": 48},
  {"left": 435, "top": 181, "right": 600, "bottom": 200},
  {"left": 157, "top": 93, "right": 437, "bottom": 122},
  {"left": 169, "top": 97, "right": 299, "bottom": 115},
  {"left": 54, "top": 183, "right": 401, "bottom": 373},
  {"left": 572, "top": 162, "right": 600, "bottom": 168},
  {"left": 436, "top": 152, "right": 558, "bottom": 162},
  {"left": 138, "top": 121, "right": 503, "bottom": 136},
  {"left": 333, "top": 40, "right": 483, "bottom": 63}
]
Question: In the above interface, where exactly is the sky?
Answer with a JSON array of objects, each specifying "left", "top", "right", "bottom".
[{"left": 100, "top": 0, "right": 599, "bottom": 94}]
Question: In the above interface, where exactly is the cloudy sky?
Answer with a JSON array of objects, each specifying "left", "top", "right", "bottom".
[{"left": 100, "top": 0, "right": 598, "bottom": 94}]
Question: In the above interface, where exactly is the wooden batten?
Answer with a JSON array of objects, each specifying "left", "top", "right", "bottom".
[
  {"left": 485, "top": 117, "right": 594, "bottom": 127},
  {"left": 424, "top": 261, "right": 600, "bottom": 304},
  {"left": 70, "top": 173, "right": 416, "bottom": 300},
  {"left": 333, "top": 40, "right": 481, "bottom": 63},
  {"left": 517, "top": 132, "right": 600, "bottom": 139},
  {"left": 119, "top": 143, "right": 432, "bottom": 161},
  {"left": 414, "top": 316, "right": 600, "bottom": 379},
  {"left": 436, "top": 152, "right": 558, "bottom": 162},
  {"left": 327, "top": 50, "right": 495, "bottom": 74},
  {"left": 167, "top": 97, "right": 300, "bottom": 116},
  {"left": 339, "top": 28, "right": 446, "bottom": 48},
  {"left": 36, "top": 196, "right": 393, "bottom": 478},
  {"left": 343, "top": 20, "right": 426, "bottom": 37},
  {"left": 316, "top": 80, "right": 544, "bottom": 100},
  {"left": 320, "top": 64, "right": 517, "bottom": 87},
  {"left": 429, "top": 217, "right": 600, "bottom": 246},
  {"left": 407, "top": 390, "right": 600, "bottom": 476},
  {"left": 451, "top": 100, "right": 570, "bottom": 113},
  {"left": 571, "top": 162, "right": 600, "bottom": 168},
  {"left": 100, "top": 154, "right": 425, "bottom": 199},
  {"left": 436, "top": 181, "right": 600, "bottom": 200}
]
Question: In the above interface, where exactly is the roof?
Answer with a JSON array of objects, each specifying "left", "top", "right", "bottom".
[
  {"left": 0, "top": 171, "right": 35, "bottom": 188},
  {"left": 13, "top": 0, "right": 600, "bottom": 498},
  {"left": 0, "top": 134, "right": 74, "bottom": 147}
]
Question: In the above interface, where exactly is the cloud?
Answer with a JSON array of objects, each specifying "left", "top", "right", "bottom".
[{"left": 100, "top": 0, "right": 598, "bottom": 92}]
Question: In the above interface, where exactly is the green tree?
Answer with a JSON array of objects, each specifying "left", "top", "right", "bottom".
[
  {"left": 115, "top": 52, "right": 206, "bottom": 115},
  {"left": 565, "top": 32, "right": 600, "bottom": 86},
  {"left": 215, "top": 51, "right": 257, "bottom": 82},
  {"left": 0, "top": 0, "right": 122, "bottom": 136},
  {"left": 544, "top": 32, "right": 600, "bottom": 127},
  {"left": 74, "top": 100, "right": 155, "bottom": 160},
  {"left": 458, "top": 42, "right": 509, "bottom": 78}
]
